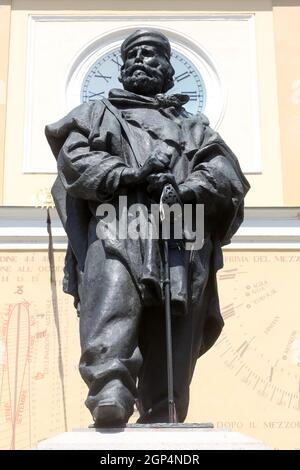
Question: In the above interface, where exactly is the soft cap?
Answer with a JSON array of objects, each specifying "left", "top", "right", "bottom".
[{"left": 121, "top": 29, "right": 171, "bottom": 61}]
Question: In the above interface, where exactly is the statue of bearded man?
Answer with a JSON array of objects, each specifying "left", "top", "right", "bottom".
[{"left": 45, "top": 29, "right": 250, "bottom": 426}]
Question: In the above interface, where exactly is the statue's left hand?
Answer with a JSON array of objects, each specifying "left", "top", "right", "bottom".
[{"left": 146, "top": 173, "right": 178, "bottom": 194}]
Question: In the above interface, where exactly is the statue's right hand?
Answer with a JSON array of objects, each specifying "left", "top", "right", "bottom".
[
  {"left": 140, "top": 149, "right": 171, "bottom": 177},
  {"left": 120, "top": 149, "right": 171, "bottom": 187}
]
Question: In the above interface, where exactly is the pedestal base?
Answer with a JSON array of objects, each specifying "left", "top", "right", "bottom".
[{"left": 36, "top": 424, "right": 270, "bottom": 450}]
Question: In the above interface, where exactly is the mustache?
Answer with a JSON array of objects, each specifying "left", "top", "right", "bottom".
[{"left": 123, "top": 63, "right": 163, "bottom": 79}]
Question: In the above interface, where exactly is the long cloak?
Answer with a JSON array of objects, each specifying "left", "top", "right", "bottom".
[{"left": 45, "top": 88, "right": 250, "bottom": 357}]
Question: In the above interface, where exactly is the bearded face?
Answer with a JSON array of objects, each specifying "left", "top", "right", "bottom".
[{"left": 119, "top": 44, "right": 174, "bottom": 96}]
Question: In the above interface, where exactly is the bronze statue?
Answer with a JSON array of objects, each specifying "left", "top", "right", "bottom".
[{"left": 45, "top": 29, "right": 250, "bottom": 426}]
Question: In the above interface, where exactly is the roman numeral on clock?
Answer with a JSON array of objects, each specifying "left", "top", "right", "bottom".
[
  {"left": 87, "top": 91, "right": 105, "bottom": 101},
  {"left": 175, "top": 72, "right": 190, "bottom": 82},
  {"left": 183, "top": 91, "right": 199, "bottom": 101},
  {"left": 175, "top": 71, "right": 190, "bottom": 82},
  {"left": 110, "top": 55, "right": 122, "bottom": 71},
  {"left": 95, "top": 73, "right": 111, "bottom": 83}
]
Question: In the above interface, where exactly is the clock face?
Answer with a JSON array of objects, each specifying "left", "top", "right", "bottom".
[{"left": 81, "top": 48, "right": 206, "bottom": 115}]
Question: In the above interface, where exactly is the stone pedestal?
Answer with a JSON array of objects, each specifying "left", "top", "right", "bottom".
[{"left": 36, "top": 424, "right": 270, "bottom": 450}]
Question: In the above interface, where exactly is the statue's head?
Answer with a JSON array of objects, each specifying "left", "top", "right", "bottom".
[{"left": 119, "top": 29, "right": 175, "bottom": 96}]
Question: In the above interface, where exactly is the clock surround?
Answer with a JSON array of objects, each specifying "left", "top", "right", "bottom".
[
  {"left": 65, "top": 26, "right": 224, "bottom": 129},
  {"left": 80, "top": 48, "right": 207, "bottom": 116}
]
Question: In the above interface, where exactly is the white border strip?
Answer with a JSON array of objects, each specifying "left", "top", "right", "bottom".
[{"left": 1, "top": 207, "right": 300, "bottom": 251}]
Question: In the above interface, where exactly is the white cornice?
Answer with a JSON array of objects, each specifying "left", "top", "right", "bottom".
[
  {"left": 0, "top": 207, "right": 300, "bottom": 250},
  {"left": 29, "top": 14, "right": 254, "bottom": 23}
]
